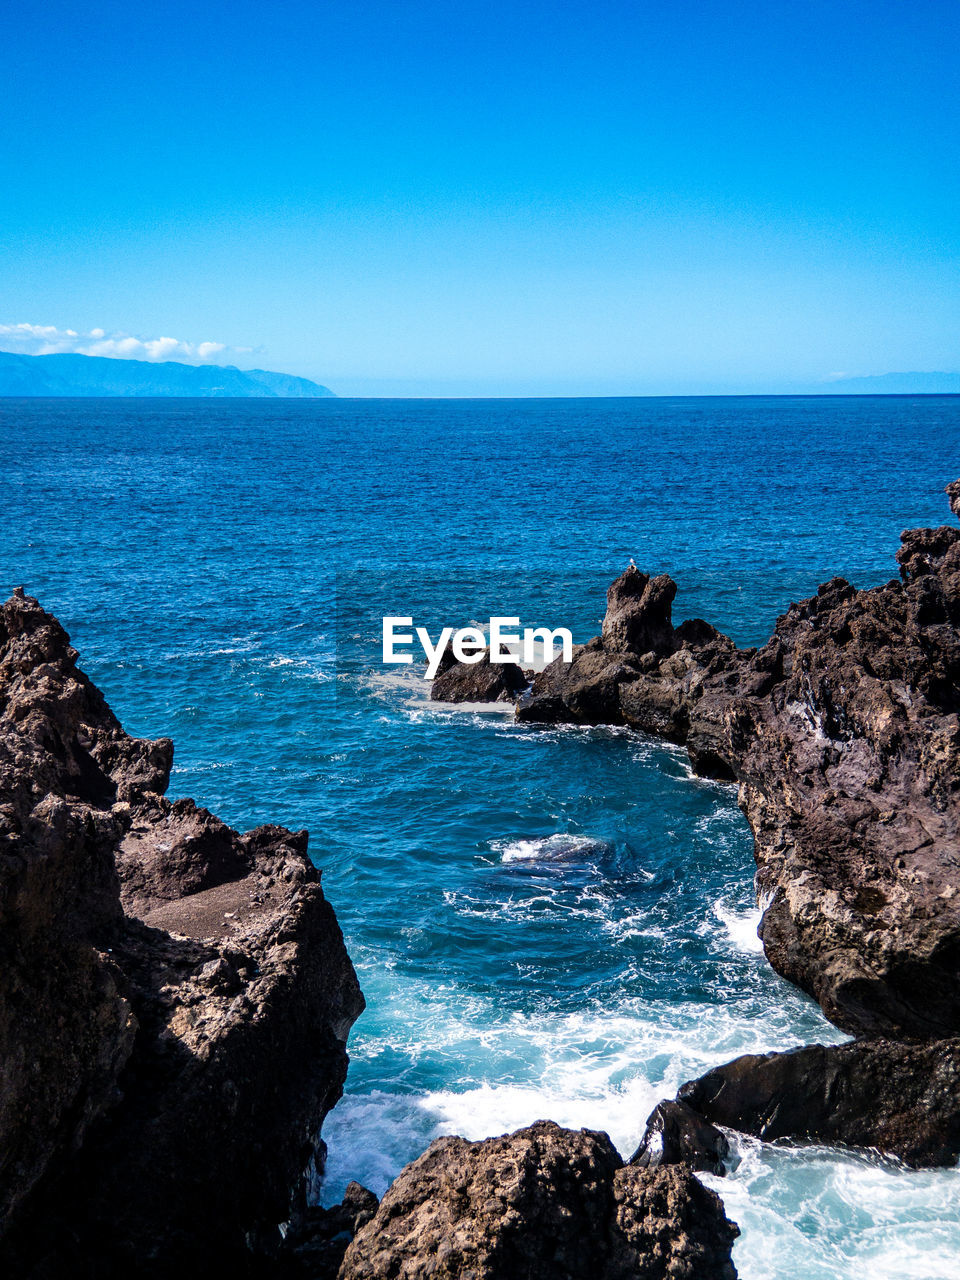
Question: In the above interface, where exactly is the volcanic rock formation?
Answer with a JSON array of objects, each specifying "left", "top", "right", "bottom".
[
  {"left": 432, "top": 479, "right": 960, "bottom": 1173},
  {"left": 636, "top": 1038, "right": 960, "bottom": 1171},
  {"left": 628, "top": 1041, "right": 960, "bottom": 1180},
  {"left": 631, "top": 1102, "right": 730, "bottom": 1177},
  {"left": 284, "top": 1181, "right": 381, "bottom": 1278},
  {"left": 515, "top": 482, "right": 960, "bottom": 1044},
  {"left": 0, "top": 589, "right": 364, "bottom": 1277}
]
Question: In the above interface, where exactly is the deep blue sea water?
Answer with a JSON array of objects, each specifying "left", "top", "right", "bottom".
[{"left": 3, "top": 395, "right": 960, "bottom": 1278}]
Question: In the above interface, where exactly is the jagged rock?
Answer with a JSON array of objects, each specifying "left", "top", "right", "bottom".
[
  {"left": 339, "top": 1120, "right": 739, "bottom": 1280},
  {"left": 631, "top": 1101, "right": 730, "bottom": 1176},
  {"left": 519, "top": 604, "right": 739, "bottom": 752},
  {"left": 671, "top": 1037, "right": 960, "bottom": 1169},
  {"left": 601, "top": 567, "right": 677, "bottom": 657},
  {"left": 431, "top": 648, "right": 529, "bottom": 703},
  {"left": 0, "top": 590, "right": 364, "bottom": 1277},
  {"left": 115, "top": 796, "right": 253, "bottom": 910},
  {"left": 518, "top": 481, "right": 960, "bottom": 1041}
]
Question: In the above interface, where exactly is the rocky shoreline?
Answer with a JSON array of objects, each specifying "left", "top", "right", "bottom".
[
  {"left": 4, "top": 479, "right": 957, "bottom": 1276},
  {"left": 435, "top": 479, "right": 960, "bottom": 1179},
  {"left": 0, "top": 590, "right": 741, "bottom": 1277}
]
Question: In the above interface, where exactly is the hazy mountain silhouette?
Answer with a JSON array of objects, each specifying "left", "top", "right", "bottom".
[
  {"left": 0, "top": 351, "right": 335, "bottom": 397},
  {"left": 824, "top": 372, "right": 960, "bottom": 394}
]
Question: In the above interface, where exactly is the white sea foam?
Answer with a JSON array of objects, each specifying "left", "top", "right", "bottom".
[
  {"left": 159, "top": 640, "right": 260, "bottom": 661},
  {"left": 312, "top": 904, "right": 958, "bottom": 1280},
  {"left": 712, "top": 898, "right": 765, "bottom": 954},
  {"left": 362, "top": 665, "right": 434, "bottom": 713},
  {"left": 320, "top": 981, "right": 846, "bottom": 1198},
  {"left": 430, "top": 700, "right": 516, "bottom": 716},
  {"left": 706, "top": 1139, "right": 960, "bottom": 1280},
  {"left": 260, "top": 652, "right": 333, "bottom": 681},
  {"left": 364, "top": 665, "right": 511, "bottom": 717}
]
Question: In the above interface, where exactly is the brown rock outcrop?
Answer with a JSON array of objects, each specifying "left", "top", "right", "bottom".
[
  {"left": 0, "top": 589, "right": 364, "bottom": 1276},
  {"left": 339, "top": 1120, "right": 739, "bottom": 1280},
  {"left": 601, "top": 567, "right": 678, "bottom": 658},
  {"left": 283, "top": 1181, "right": 380, "bottom": 1278}
]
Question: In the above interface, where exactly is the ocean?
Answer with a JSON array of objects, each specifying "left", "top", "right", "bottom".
[{"left": 3, "top": 395, "right": 959, "bottom": 1278}]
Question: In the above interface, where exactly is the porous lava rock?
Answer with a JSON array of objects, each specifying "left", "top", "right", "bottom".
[
  {"left": 631, "top": 1101, "right": 730, "bottom": 1177},
  {"left": 601, "top": 567, "right": 678, "bottom": 657},
  {"left": 339, "top": 1120, "right": 739, "bottom": 1280},
  {"left": 282, "top": 1181, "right": 380, "bottom": 1278}
]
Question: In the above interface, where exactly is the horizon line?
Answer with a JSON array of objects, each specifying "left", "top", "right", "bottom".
[{"left": 4, "top": 390, "right": 960, "bottom": 402}]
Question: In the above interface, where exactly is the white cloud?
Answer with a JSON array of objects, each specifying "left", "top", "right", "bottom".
[{"left": 0, "top": 322, "right": 247, "bottom": 365}]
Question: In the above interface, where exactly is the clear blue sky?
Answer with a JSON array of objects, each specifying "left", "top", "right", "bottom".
[{"left": 3, "top": 0, "right": 959, "bottom": 395}]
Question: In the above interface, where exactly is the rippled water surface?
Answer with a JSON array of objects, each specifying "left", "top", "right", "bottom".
[{"left": 3, "top": 395, "right": 960, "bottom": 1277}]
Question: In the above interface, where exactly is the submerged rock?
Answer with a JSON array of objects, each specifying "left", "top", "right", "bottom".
[
  {"left": 670, "top": 1037, "right": 960, "bottom": 1169},
  {"left": 498, "top": 832, "right": 611, "bottom": 865},
  {"left": 339, "top": 1120, "right": 739, "bottom": 1280},
  {"left": 631, "top": 1101, "right": 730, "bottom": 1176},
  {"left": 519, "top": 480, "right": 960, "bottom": 1041},
  {"left": 0, "top": 590, "right": 364, "bottom": 1276}
]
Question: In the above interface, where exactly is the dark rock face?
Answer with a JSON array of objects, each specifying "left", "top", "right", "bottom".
[
  {"left": 0, "top": 590, "right": 364, "bottom": 1276},
  {"left": 519, "top": 481, "right": 960, "bottom": 1041},
  {"left": 671, "top": 1038, "right": 960, "bottom": 1169},
  {"left": 431, "top": 648, "right": 529, "bottom": 703},
  {"left": 631, "top": 1101, "right": 730, "bottom": 1176},
  {"left": 518, "top": 638, "right": 645, "bottom": 725},
  {"left": 339, "top": 1121, "right": 739, "bottom": 1280},
  {"left": 0, "top": 589, "right": 154, "bottom": 1232},
  {"left": 282, "top": 1181, "right": 380, "bottom": 1278}
]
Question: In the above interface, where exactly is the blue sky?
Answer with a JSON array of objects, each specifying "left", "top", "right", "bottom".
[{"left": 3, "top": 0, "right": 958, "bottom": 395}]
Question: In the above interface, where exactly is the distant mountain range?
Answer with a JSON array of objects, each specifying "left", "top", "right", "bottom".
[
  {"left": 0, "top": 351, "right": 335, "bottom": 398},
  {"left": 822, "top": 371, "right": 960, "bottom": 394},
  {"left": 3, "top": 349, "right": 957, "bottom": 399}
]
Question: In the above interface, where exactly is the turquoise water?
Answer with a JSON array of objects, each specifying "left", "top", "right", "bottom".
[{"left": 3, "top": 395, "right": 960, "bottom": 1277}]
